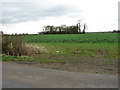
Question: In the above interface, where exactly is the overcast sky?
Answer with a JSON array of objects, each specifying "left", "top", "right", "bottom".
[{"left": 0, "top": 0, "right": 119, "bottom": 34}]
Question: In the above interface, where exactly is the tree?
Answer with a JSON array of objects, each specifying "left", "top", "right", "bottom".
[
  {"left": 77, "top": 20, "right": 82, "bottom": 33},
  {"left": 83, "top": 23, "right": 87, "bottom": 34},
  {"left": 42, "top": 20, "right": 87, "bottom": 34}
]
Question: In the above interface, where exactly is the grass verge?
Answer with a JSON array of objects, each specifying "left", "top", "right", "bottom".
[{"left": 2, "top": 42, "right": 118, "bottom": 75}]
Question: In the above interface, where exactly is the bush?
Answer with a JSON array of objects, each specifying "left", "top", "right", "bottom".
[{"left": 2, "top": 34, "right": 41, "bottom": 56}]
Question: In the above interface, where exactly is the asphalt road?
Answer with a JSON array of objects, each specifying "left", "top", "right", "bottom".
[{"left": 2, "top": 62, "right": 118, "bottom": 88}]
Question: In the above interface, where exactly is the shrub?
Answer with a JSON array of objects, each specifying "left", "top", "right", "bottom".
[{"left": 2, "top": 33, "right": 41, "bottom": 56}]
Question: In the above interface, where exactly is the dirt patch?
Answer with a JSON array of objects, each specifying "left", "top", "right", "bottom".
[{"left": 6, "top": 57, "right": 118, "bottom": 75}]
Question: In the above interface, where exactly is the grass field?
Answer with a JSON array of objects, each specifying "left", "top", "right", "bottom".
[
  {"left": 25, "top": 33, "right": 118, "bottom": 43},
  {"left": 25, "top": 33, "right": 118, "bottom": 59},
  {"left": 2, "top": 33, "right": 119, "bottom": 74}
]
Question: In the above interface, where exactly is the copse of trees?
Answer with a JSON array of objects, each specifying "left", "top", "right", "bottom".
[
  {"left": 112, "top": 30, "right": 120, "bottom": 33},
  {"left": 38, "top": 20, "right": 88, "bottom": 34}
]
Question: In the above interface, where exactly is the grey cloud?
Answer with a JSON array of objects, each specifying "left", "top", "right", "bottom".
[{"left": 2, "top": 2, "right": 82, "bottom": 24}]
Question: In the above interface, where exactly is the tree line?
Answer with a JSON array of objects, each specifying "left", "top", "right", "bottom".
[{"left": 38, "top": 20, "right": 87, "bottom": 34}]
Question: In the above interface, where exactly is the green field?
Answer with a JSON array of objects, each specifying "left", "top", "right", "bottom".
[
  {"left": 24, "top": 33, "right": 118, "bottom": 59},
  {"left": 25, "top": 33, "right": 118, "bottom": 43},
  {"left": 2, "top": 33, "right": 119, "bottom": 74}
]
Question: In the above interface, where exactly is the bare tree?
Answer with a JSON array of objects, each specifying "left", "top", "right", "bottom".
[
  {"left": 77, "top": 19, "right": 82, "bottom": 33},
  {"left": 83, "top": 23, "right": 87, "bottom": 34}
]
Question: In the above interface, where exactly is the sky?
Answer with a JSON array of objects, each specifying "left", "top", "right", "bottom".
[{"left": 0, "top": 0, "right": 119, "bottom": 34}]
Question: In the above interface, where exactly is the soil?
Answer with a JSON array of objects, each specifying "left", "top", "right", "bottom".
[{"left": 6, "top": 58, "right": 118, "bottom": 75}]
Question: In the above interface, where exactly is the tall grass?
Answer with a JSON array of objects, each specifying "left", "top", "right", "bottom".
[{"left": 2, "top": 34, "right": 41, "bottom": 56}]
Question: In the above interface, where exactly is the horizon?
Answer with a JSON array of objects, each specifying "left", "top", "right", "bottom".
[{"left": 1, "top": 30, "right": 118, "bottom": 35}]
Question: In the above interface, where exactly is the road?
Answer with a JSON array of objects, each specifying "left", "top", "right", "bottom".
[{"left": 2, "top": 62, "right": 118, "bottom": 88}]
